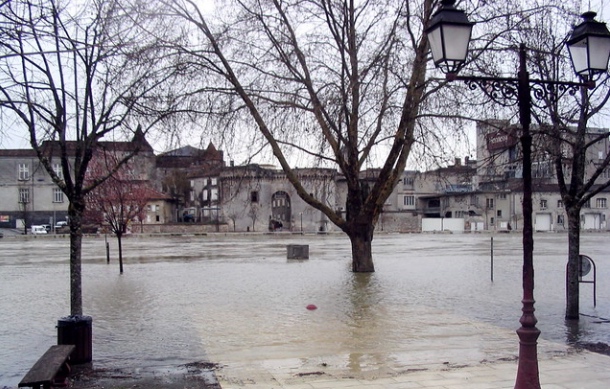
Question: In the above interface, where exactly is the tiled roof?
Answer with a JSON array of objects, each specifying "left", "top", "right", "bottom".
[{"left": 0, "top": 149, "right": 38, "bottom": 157}]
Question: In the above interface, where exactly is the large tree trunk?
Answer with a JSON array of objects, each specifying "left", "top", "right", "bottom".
[
  {"left": 347, "top": 224, "right": 375, "bottom": 273},
  {"left": 565, "top": 206, "right": 581, "bottom": 320},
  {"left": 68, "top": 199, "right": 86, "bottom": 316}
]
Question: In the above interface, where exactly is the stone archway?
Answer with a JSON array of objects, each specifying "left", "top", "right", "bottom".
[{"left": 271, "top": 191, "right": 291, "bottom": 230}]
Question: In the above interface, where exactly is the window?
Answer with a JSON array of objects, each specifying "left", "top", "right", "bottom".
[
  {"left": 403, "top": 195, "right": 415, "bottom": 207},
  {"left": 211, "top": 178, "right": 217, "bottom": 185},
  {"left": 603, "top": 168, "right": 610, "bottom": 179},
  {"left": 53, "top": 188, "right": 63, "bottom": 203},
  {"left": 53, "top": 163, "right": 63, "bottom": 179},
  {"left": 490, "top": 217, "right": 495, "bottom": 225},
  {"left": 250, "top": 191, "right": 259, "bottom": 203},
  {"left": 486, "top": 198, "right": 494, "bottom": 209},
  {"left": 211, "top": 189, "right": 218, "bottom": 201},
  {"left": 403, "top": 177, "right": 414, "bottom": 186},
  {"left": 557, "top": 215, "right": 564, "bottom": 224},
  {"left": 533, "top": 161, "right": 552, "bottom": 178},
  {"left": 583, "top": 200, "right": 591, "bottom": 208},
  {"left": 557, "top": 200, "right": 563, "bottom": 208},
  {"left": 18, "top": 164, "right": 29, "bottom": 180},
  {"left": 596, "top": 198, "right": 607, "bottom": 208},
  {"left": 497, "top": 209, "right": 502, "bottom": 217},
  {"left": 540, "top": 199, "right": 547, "bottom": 209},
  {"left": 19, "top": 188, "right": 30, "bottom": 203},
  {"left": 470, "top": 195, "right": 479, "bottom": 206},
  {"left": 499, "top": 194, "right": 507, "bottom": 200}
]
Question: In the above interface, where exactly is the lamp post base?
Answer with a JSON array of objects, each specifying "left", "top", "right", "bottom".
[{"left": 514, "top": 299, "right": 541, "bottom": 389}]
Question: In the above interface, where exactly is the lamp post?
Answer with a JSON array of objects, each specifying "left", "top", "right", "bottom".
[{"left": 426, "top": 2, "right": 610, "bottom": 389}]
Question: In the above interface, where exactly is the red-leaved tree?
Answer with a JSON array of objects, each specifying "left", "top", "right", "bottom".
[{"left": 86, "top": 152, "right": 150, "bottom": 273}]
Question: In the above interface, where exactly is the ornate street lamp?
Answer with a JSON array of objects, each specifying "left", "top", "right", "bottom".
[
  {"left": 425, "top": 0, "right": 473, "bottom": 76},
  {"left": 567, "top": 11, "right": 610, "bottom": 83},
  {"left": 426, "top": 2, "right": 610, "bottom": 389}
]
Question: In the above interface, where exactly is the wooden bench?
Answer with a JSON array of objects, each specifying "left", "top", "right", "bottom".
[{"left": 19, "top": 345, "right": 75, "bottom": 389}]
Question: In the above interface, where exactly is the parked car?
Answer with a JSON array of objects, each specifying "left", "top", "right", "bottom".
[
  {"left": 55, "top": 221, "right": 68, "bottom": 229},
  {"left": 31, "top": 225, "right": 48, "bottom": 234},
  {"left": 41, "top": 224, "right": 52, "bottom": 233}
]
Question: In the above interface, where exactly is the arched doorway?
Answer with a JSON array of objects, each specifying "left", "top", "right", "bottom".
[{"left": 271, "top": 191, "right": 291, "bottom": 230}]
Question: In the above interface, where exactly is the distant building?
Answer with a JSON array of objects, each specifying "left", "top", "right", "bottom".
[
  {"left": 2, "top": 121, "right": 609, "bottom": 233},
  {"left": 218, "top": 164, "right": 336, "bottom": 232},
  {"left": 473, "top": 121, "right": 610, "bottom": 231},
  {"left": 0, "top": 128, "right": 155, "bottom": 230}
]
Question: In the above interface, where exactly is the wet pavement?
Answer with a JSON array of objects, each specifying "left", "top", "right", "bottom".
[
  {"left": 1, "top": 232, "right": 610, "bottom": 388},
  {"left": 69, "top": 362, "right": 221, "bottom": 389}
]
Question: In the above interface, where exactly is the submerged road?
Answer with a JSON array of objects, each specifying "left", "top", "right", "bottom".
[{"left": 1, "top": 232, "right": 608, "bottom": 387}]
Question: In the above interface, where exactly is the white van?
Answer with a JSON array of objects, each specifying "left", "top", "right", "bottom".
[{"left": 31, "top": 225, "right": 48, "bottom": 235}]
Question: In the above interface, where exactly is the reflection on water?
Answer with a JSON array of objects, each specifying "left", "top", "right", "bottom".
[
  {"left": 1, "top": 233, "right": 609, "bottom": 387},
  {"left": 344, "top": 273, "right": 382, "bottom": 373}
]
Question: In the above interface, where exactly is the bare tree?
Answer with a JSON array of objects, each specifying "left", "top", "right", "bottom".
[
  {"left": 161, "top": 170, "right": 191, "bottom": 210},
  {"left": 17, "top": 185, "right": 30, "bottom": 235},
  {"left": 248, "top": 203, "right": 260, "bottom": 232},
  {"left": 540, "top": 89, "right": 610, "bottom": 320},
  {"left": 86, "top": 152, "right": 151, "bottom": 274},
  {"left": 515, "top": 7, "right": 610, "bottom": 320},
  {"left": 227, "top": 212, "right": 238, "bottom": 232},
  {"left": 140, "top": 0, "right": 554, "bottom": 271},
  {"left": 0, "top": 0, "right": 183, "bottom": 315},
  {"left": 156, "top": 0, "right": 455, "bottom": 272}
]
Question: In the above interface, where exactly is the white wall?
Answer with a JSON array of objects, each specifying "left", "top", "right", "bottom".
[{"left": 422, "top": 218, "right": 464, "bottom": 232}]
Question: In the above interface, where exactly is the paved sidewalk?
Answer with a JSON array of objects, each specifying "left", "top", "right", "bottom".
[
  {"left": 212, "top": 316, "right": 610, "bottom": 389},
  {"left": 215, "top": 350, "right": 610, "bottom": 389}
]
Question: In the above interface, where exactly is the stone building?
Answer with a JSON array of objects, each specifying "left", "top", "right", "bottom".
[
  {"left": 156, "top": 142, "right": 225, "bottom": 222},
  {"left": 471, "top": 121, "right": 610, "bottom": 232},
  {"left": 0, "top": 149, "right": 69, "bottom": 229},
  {"left": 218, "top": 164, "right": 336, "bottom": 233},
  {"left": 0, "top": 128, "right": 158, "bottom": 230}
]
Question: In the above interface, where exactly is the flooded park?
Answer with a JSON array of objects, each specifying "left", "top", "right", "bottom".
[{"left": 1, "top": 232, "right": 609, "bottom": 387}]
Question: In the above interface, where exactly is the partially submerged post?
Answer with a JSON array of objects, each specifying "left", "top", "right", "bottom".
[{"left": 287, "top": 245, "right": 309, "bottom": 259}]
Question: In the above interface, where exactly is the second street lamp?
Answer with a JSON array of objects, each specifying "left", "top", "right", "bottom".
[
  {"left": 567, "top": 11, "right": 610, "bottom": 83},
  {"left": 426, "top": 1, "right": 610, "bottom": 389}
]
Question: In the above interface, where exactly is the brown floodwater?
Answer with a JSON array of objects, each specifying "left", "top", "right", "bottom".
[{"left": 1, "top": 232, "right": 608, "bottom": 387}]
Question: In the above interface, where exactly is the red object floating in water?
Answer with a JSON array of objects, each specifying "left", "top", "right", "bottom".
[{"left": 306, "top": 304, "right": 317, "bottom": 310}]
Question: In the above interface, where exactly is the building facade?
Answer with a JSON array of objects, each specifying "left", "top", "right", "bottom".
[
  {"left": 217, "top": 165, "right": 337, "bottom": 233},
  {"left": 471, "top": 121, "right": 610, "bottom": 232},
  {"left": 2, "top": 121, "right": 609, "bottom": 233},
  {"left": 0, "top": 129, "right": 160, "bottom": 230},
  {"left": 0, "top": 150, "right": 69, "bottom": 229}
]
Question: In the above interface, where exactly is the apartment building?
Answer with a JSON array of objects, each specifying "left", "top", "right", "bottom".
[{"left": 0, "top": 129, "right": 160, "bottom": 230}]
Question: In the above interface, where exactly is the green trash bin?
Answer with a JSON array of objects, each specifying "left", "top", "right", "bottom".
[{"left": 57, "top": 315, "right": 92, "bottom": 364}]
